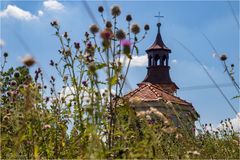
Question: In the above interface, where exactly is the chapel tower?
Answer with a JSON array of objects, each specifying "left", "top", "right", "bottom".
[{"left": 143, "top": 22, "right": 178, "bottom": 95}]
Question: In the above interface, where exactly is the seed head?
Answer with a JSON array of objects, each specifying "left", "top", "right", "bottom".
[
  {"left": 111, "top": 5, "right": 121, "bottom": 17},
  {"left": 82, "top": 80, "right": 88, "bottom": 87},
  {"left": 220, "top": 54, "right": 227, "bottom": 61},
  {"left": 106, "top": 21, "right": 112, "bottom": 28},
  {"left": 131, "top": 23, "right": 140, "bottom": 34},
  {"left": 100, "top": 29, "right": 113, "bottom": 40},
  {"left": 98, "top": 6, "right": 104, "bottom": 13},
  {"left": 144, "top": 24, "right": 150, "bottom": 31},
  {"left": 63, "top": 32, "right": 68, "bottom": 38},
  {"left": 10, "top": 80, "right": 17, "bottom": 86},
  {"left": 3, "top": 52, "right": 8, "bottom": 58},
  {"left": 126, "top": 14, "right": 132, "bottom": 22},
  {"left": 50, "top": 20, "right": 58, "bottom": 27},
  {"left": 74, "top": 42, "right": 80, "bottom": 49},
  {"left": 21, "top": 55, "right": 36, "bottom": 67},
  {"left": 89, "top": 24, "right": 99, "bottom": 34},
  {"left": 116, "top": 29, "right": 126, "bottom": 40},
  {"left": 14, "top": 71, "right": 20, "bottom": 78}
]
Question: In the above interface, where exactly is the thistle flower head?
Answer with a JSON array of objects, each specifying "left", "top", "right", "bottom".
[
  {"left": 50, "top": 20, "right": 58, "bottom": 27},
  {"left": 126, "top": 14, "right": 132, "bottom": 22},
  {"left": 13, "top": 71, "right": 20, "bottom": 78},
  {"left": 220, "top": 54, "right": 227, "bottom": 61},
  {"left": 74, "top": 42, "right": 80, "bottom": 49},
  {"left": 116, "top": 29, "right": 126, "bottom": 40},
  {"left": 144, "top": 24, "right": 150, "bottom": 31},
  {"left": 21, "top": 54, "right": 36, "bottom": 67},
  {"left": 10, "top": 80, "right": 17, "bottom": 86},
  {"left": 98, "top": 6, "right": 104, "bottom": 13},
  {"left": 121, "top": 40, "right": 131, "bottom": 47},
  {"left": 100, "top": 29, "right": 113, "bottom": 40},
  {"left": 82, "top": 80, "right": 88, "bottom": 87},
  {"left": 106, "top": 21, "right": 112, "bottom": 28},
  {"left": 3, "top": 52, "right": 8, "bottom": 57},
  {"left": 89, "top": 24, "right": 99, "bottom": 34},
  {"left": 111, "top": 5, "right": 121, "bottom": 17},
  {"left": 131, "top": 23, "right": 140, "bottom": 34}
]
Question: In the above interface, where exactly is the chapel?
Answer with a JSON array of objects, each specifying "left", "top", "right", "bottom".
[{"left": 123, "top": 21, "right": 199, "bottom": 128}]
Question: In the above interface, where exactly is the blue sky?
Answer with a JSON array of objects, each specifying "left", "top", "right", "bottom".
[{"left": 0, "top": 0, "right": 239, "bottom": 127}]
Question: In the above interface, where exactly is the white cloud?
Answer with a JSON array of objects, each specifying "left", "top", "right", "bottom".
[
  {"left": 0, "top": 39, "right": 5, "bottom": 47},
  {"left": 218, "top": 112, "right": 240, "bottom": 132},
  {"left": 0, "top": 5, "right": 38, "bottom": 21},
  {"left": 121, "top": 55, "right": 148, "bottom": 67},
  {"left": 172, "top": 59, "right": 178, "bottom": 64},
  {"left": 43, "top": 0, "right": 64, "bottom": 11},
  {"left": 38, "top": 10, "right": 44, "bottom": 16}
]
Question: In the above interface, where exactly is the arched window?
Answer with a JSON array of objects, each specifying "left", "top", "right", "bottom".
[
  {"left": 154, "top": 55, "right": 160, "bottom": 66},
  {"left": 148, "top": 56, "right": 152, "bottom": 66},
  {"left": 162, "top": 55, "right": 167, "bottom": 66}
]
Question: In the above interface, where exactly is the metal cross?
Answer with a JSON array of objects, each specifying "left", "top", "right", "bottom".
[{"left": 154, "top": 12, "right": 164, "bottom": 23}]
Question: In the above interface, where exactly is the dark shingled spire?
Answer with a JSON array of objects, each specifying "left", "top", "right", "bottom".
[{"left": 146, "top": 23, "right": 171, "bottom": 52}]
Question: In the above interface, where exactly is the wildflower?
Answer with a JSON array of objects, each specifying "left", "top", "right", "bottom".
[
  {"left": 187, "top": 150, "right": 200, "bottom": 156},
  {"left": 21, "top": 54, "right": 36, "bottom": 67},
  {"left": 98, "top": 6, "right": 104, "bottom": 13},
  {"left": 111, "top": 5, "right": 121, "bottom": 17},
  {"left": 146, "top": 115, "right": 151, "bottom": 120},
  {"left": 220, "top": 54, "right": 227, "bottom": 61},
  {"left": 50, "top": 20, "right": 58, "bottom": 27},
  {"left": 162, "top": 127, "right": 177, "bottom": 134},
  {"left": 85, "top": 32, "right": 89, "bottom": 38},
  {"left": 43, "top": 124, "right": 51, "bottom": 129},
  {"left": 3, "top": 115, "right": 10, "bottom": 121},
  {"left": 176, "top": 133, "right": 183, "bottom": 139},
  {"left": 100, "top": 29, "right": 112, "bottom": 40},
  {"left": 3, "top": 52, "right": 8, "bottom": 57},
  {"left": 121, "top": 40, "right": 131, "bottom": 47},
  {"left": 82, "top": 80, "right": 88, "bottom": 87},
  {"left": 63, "top": 32, "right": 68, "bottom": 38},
  {"left": 63, "top": 75, "right": 68, "bottom": 82},
  {"left": 126, "top": 14, "right": 132, "bottom": 22},
  {"left": 64, "top": 50, "right": 71, "bottom": 56},
  {"left": 136, "top": 111, "right": 146, "bottom": 117},
  {"left": 116, "top": 29, "right": 126, "bottom": 40},
  {"left": 13, "top": 71, "right": 20, "bottom": 78},
  {"left": 89, "top": 24, "right": 99, "bottom": 34},
  {"left": 121, "top": 40, "right": 131, "bottom": 55},
  {"left": 50, "top": 60, "right": 54, "bottom": 66},
  {"left": 88, "top": 62, "right": 96, "bottom": 73},
  {"left": 131, "top": 24, "right": 140, "bottom": 34},
  {"left": 130, "top": 97, "right": 141, "bottom": 104},
  {"left": 74, "top": 42, "right": 80, "bottom": 49},
  {"left": 106, "top": 21, "right": 112, "bottom": 28},
  {"left": 10, "top": 80, "right": 17, "bottom": 86},
  {"left": 166, "top": 101, "right": 173, "bottom": 107},
  {"left": 144, "top": 24, "right": 150, "bottom": 31}
]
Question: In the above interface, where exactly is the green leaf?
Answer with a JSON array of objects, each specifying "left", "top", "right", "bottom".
[
  {"left": 134, "top": 46, "right": 139, "bottom": 55},
  {"left": 109, "top": 75, "right": 118, "bottom": 85},
  {"left": 95, "top": 63, "right": 106, "bottom": 70}
]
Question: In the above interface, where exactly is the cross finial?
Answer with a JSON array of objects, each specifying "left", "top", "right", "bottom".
[
  {"left": 154, "top": 12, "right": 164, "bottom": 23},
  {"left": 154, "top": 12, "right": 164, "bottom": 33}
]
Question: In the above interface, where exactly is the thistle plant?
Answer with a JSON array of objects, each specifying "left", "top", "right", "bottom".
[{"left": 1, "top": 4, "right": 239, "bottom": 159}]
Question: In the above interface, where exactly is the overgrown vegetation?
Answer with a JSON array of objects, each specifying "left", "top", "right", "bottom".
[{"left": 0, "top": 5, "right": 239, "bottom": 159}]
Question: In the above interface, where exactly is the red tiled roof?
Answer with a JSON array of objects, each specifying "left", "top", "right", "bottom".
[{"left": 124, "top": 82, "right": 194, "bottom": 108}]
